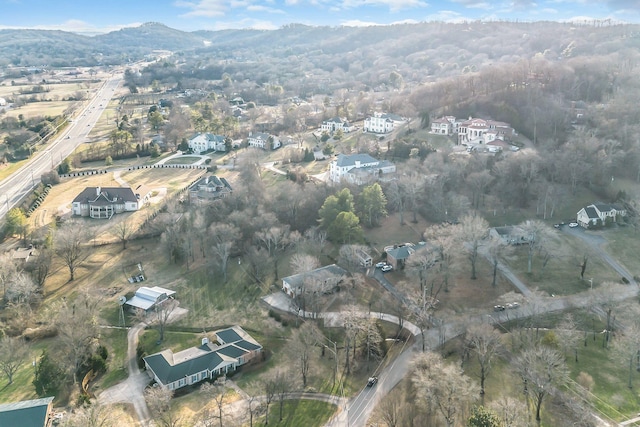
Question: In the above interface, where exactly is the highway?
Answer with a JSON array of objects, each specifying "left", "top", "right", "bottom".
[{"left": 0, "top": 73, "right": 123, "bottom": 219}]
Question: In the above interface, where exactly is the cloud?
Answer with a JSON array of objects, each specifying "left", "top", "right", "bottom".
[
  {"left": 0, "top": 19, "right": 141, "bottom": 34},
  {"left": 423, "top": 9, "right": 469, "bottom": 22},
  {"left": 174, "top": 0, "right": 227, "bottom": 17},
  {"left": 451, "top": 0, "right": 492, "bottom": 9},
  {"left": 340, "top": 0, "right": 428, "bottom": 11},
  {"left": 201, "top": 17, "right": 279, "bottom": 30}
]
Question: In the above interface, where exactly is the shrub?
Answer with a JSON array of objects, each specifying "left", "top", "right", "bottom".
[{"left": 576, "top": 371, "right": 595, "bottom": 391}]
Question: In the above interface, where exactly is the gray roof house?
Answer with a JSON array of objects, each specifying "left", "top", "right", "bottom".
[
  {"left": 321, "top": 117, "right": 354, "bottom": 133},
  {"left": 72, "top": 186, "right": 140, "bottom": 219},
  {"left": 489, "top": 226, "right": 530, "bottom": 245},
  {"left": 188, "top": 175, "right": 232, "bottom": 205},
  {"left": 125, "top": 286, "right": 176, "bottom": 313},
  {"left": 384, "top": 242, "right": 430, "bottom": 269},
  {"left": 0, "top": 396, "right": 54, "bottom": 427},
  {"left": 577, "top": 203, "right": 626, "bottom": 228},
  {"left": 188, "top": 133, "right": 227, "bottom": 154},
  {"left": 363, "top": 112, "right": 406, "bottom": 134},
  {"left": 282, "top": 264, "right": 347, "bottom": 298},
  {"left": 143, "top": 325, "right": 262, "bottom": 391},
  {"left": 328, "top": 153, "right": 396, "bottom": 185}
]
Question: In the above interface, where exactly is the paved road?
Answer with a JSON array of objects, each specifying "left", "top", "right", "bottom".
[{"left": 0, "top": 73, "right": 123, "bottom": 219}]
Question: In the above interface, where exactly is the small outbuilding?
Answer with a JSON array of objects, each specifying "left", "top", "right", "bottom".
[{"left": 125, "top": 286, "right": 176, "bottom": 313}]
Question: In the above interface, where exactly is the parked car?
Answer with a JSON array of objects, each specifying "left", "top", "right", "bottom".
[
  {"left": 367, "top": 376, "right": 378, "bottom": 387},
  {"left": 381, "top": 265, "right": 393, "bottom": 272},
  {"left": 493, "top": 305, "right": 506, "bottom": 312},
  {"left": 375, "top": 261, "right": 387, "bottom": 268},
  {"left": 569, "top": 222, "right": 579, "bottom": 228},
  {"left": 506, "top": 302, "right": 520, "bottom": 309}
]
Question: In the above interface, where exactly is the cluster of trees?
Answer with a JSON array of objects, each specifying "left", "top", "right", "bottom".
[{"left": 1, "top": 114, "right": 62, "bottom": 161}]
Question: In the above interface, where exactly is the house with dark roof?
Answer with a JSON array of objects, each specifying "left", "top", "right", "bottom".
[
  {"left": 577, "top": 203, "right": 626, "bottom": 228},
  {"left": 384, "top": 242, "right": 430, "bottom": 269},
  {"left": 143, "top": 326, "right": 262, "bottom": 391},
  {"left": 328, "top": 153, "right": 396, "bottom": 185},
  {"left": 188, "top": 175, "right": 232, "bottom": 205},
  {"left": 187, "top": 133, "right": 227, "bottom": 154},
  {"left": 72, "top": 186, "right": 141, "bottom": 219},
  {"left": 489, "top": 226, "right": 530, "bottom": 245},
  {"left": 281, "top": 264, "right": 347, "bottom": 298},
  {"left": 125, "top": 286, "right": 176, "bottom": 313},
  {"left": 0, "top": 396, "right": 54, "bottom": 427}
]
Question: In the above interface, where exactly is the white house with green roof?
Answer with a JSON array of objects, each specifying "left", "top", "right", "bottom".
[
  {"left": 329, "top": 153, "right": 396, "bottom": 185},
  {"left": 143, "top": 326, "right": 262, "bottom": 391},
  {"left": 0, "top": 396, "right": 54, "bottom": 427}
]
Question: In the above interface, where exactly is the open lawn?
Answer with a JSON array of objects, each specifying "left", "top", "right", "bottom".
[
  {"left": 505, "top": 230, "right": 619, "bottom": 296},
  {"left": 164, "top": 156, "right": 202, "bottom": 165},
  {"left": 261, "top": 400, "right": 336, "bottom": 427},
  {"left": 598, "top": 226, "right": 640, "bottom": 279}
]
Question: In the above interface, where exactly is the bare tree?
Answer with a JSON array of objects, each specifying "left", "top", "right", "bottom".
[
  {"left": 411, "top": 351, "right": 479, "bottom": 427},
  {"left": 54, "top": 293, "right": 99, "bottom": 384},
  {"left": 338, "top": 244, "right": 371, "bottom": 269},
  {"left": 514, "top": 345, "right": 568, "bottom": 424},
  {"left": 291, "top": 322, "right": 319, "bottom": 387},
  {"left": 110, "top": 217, "right": 135, "bottom": 250},
  {"left": 465, "top": 323, "right": 503, "bottom": 395},
  {"left": 27, "top": 245, "right": 53, "bottom": 288},
  {"left": 262, "top": 375, "right": 278, "bottom": 425},
  {"left": 456, "top": 214, "right": 488, "bottom": 280},
  {"left": 208, "top": 223, "right": 240, "bottom": 282},
  {"left": 486, "top": 237, "right": 514, "bottom": 287},
  {"left": 274, "top": 370, "right": 293, "bottom": 422},
  {"left": 488, "top": 396, "right": 530, "bottom": 427},
  {"left": 556, "top": 313, "right": 580, "bottom": 363},
  {"left": 246, "top": 391, "right": 263, "bottom": 427},
  {"left": 200, "top": 382, "right": 226, "bottom": 427},
  {"left": 145, "top": 385, "right": 181, "bottom": 427},
  {"left": 62, "top": 402, "right": 114, "bottom": 427},
  {"left": 153, "top": 299, "right": 179, "bottom": 343},
  {"left": 518, "top": 220, "right": 553, "bottom": 275},
  {"left": 0, "top": 253, "right": 18, "bottom": 298},
  {"left": 54, "top": 220, "right": 90, "bottom": 281},
  {"left": 289, "top": 253, "right": 320, "bottom": 275},
  {"left": 0, "top": 336, "right": 28, "bottom": 385}
]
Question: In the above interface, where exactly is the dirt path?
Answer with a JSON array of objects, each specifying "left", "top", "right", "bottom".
[{"left": 98, "top": 322, "right": 152, "bottom": 427}]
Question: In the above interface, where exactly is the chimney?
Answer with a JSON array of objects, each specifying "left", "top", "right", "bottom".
[
  {"left": 202, "top": 337, "right": 209, "bottom": 346},
  {"left": 96, "top": 186, "right": 101, "bottom": 196}
]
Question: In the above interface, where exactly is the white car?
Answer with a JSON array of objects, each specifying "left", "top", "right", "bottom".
[
  {"left": 375, "top": 261, "right": 387, "bottom": 268},
  {"left": 569, "top": 222, "right": 579, "bottom": 228},
  {"left": 381, "top": 265, "right": 393, "bottom": 272}
]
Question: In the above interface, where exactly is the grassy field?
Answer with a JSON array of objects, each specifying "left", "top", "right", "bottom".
[
  {"left": 598, "top": 226, "right": 640, "bottom": 279},
  {"left": 164, "top": 156, "right": 202, "bottom": 165}
]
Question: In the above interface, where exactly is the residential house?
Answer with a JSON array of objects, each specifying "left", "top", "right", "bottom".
[
  {"left": 457, "top": 117, "right": 515, "bottom": 146},
  {"left": 247, "top": 132, "right": 281, "bottom": 150},
  {"left": 12, "top": 246, "right": 36, "bottom": 263},
  {"left": 329, "top": 153, "right": 396, "bottom": 185},
  {"left": 363, "top": 112, "right": 406, "bottom": 134},
  {"left": 188, "top": 175, "right": 232, "bottom": 205},
  {"left": 144, "top": 325, "right": 262, "bottom": 391},
  {"left": 384, "top": 242, "right": 429, "bottom": 269},
  {"left": 489, "top": 226, "right": 530, "bottom": 245},
  {"left": 72, "top": 186, "right": 141, "bottom": 219},
  {"left": 0, "top": 396, "right": 55, "bottom": 427},
  {"left": 125, "top": 286, "right": 176, "bottom": 314},
  {"left": 576, "top": 203, "right": 626, "bottom": 228},
  {"left": 282, "top": 264, "right": 347, "bottom": 298},
  {"left": 188, "top": 133, "right": 227, "bottom": 154},
  {"left": 430, "top": 116, "right": 457, "bottom": 135},
  {"left": 321, "top": 117, "right": 354, "bottom": 134}
]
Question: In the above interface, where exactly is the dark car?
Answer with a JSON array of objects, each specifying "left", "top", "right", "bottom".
[
  {"left": 367, "top": 376, "right": 378, "bottom": 387},
  {"left": 493, "top": 305, "right": 506, "bottom": 312}
]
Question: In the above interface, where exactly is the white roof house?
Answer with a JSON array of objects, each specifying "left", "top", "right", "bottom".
[
  {"left": 248, "top": 132, "right": 281, "bottom": 150},
  {"left": 126, "top": 286, "right": 176, "bottom": 312},
  {"left": 329, "top": 153, "right": 396, "bottom": 185},
  {"left": 321, "top": 117, "right": 355, "bottom": 133}
]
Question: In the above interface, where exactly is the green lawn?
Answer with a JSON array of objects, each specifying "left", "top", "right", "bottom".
[
  {"left": 261, "top": 400, "right": 337, "bottom": 427},
  {"left": 94, "top": 328, "right": 129, "bottom": 390},
  {"left": 164, "top": 156, "right": 202, "bottom": 165},
  {"left": 599, "top": 226, "right": 640, "bottom": 279}
]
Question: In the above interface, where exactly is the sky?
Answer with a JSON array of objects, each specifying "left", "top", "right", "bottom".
[{"left": 0, "top": 0, "right": 639, "bottom": 33}]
